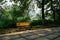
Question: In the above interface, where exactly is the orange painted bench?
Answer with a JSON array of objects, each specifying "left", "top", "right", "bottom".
[{"left": 16, "top": 22, "right": 30, "bottom": 27}]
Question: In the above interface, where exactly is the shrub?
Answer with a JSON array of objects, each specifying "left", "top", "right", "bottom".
[
  {"left": 30, "top": 20, "right": 42, "bottom": 26},
  {"left": 0, "top": 19, "right": 16, "bottom": 29}
]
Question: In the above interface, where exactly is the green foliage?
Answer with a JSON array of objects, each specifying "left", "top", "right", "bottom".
[
  {"left": 0, "top": 0, "right": 31, "bottom": 29},
  {"left": 44, "top": 20, "right": 54, "bottom": 25},
  {"left": 0, "top": 0, "right": 3, "bottom": 3},
  {"left": 30, "top": 20, "right": 42, "bottom": 26},
  {"left": 0, "top": 19, "right": 9, "bottom": 29},
  {"left": 0, "top": 19, "right": 16, "bottom": 29},
  {"left": 0, "top": 0, "right": 60, "bottom": 29}
]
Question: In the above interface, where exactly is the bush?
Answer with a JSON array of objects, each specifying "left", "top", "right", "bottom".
[
  {"left": 0, "top": 20, "right": 9, "bottom": 29},
  {"left": 0, "top": 19, "right": 16, "bottom": 29},
  {"left": 30, "top": 20, "right": 42, "bottom": 26},
  {"left": 44, "top": 20, "right": 54, "bottom": 25}
]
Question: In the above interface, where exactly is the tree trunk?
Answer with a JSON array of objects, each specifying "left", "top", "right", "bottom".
[{"left": 42, "top": 0, "right": 45, "bottom": 24}]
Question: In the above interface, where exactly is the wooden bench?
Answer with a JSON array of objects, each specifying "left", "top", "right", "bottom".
[{"left": 16, "top": 22, "right": 30, "bottom": 27}]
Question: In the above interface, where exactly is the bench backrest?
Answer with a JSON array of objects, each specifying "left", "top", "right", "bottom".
[{"left": 16, "top": 22, "right": 30, "bottom": 27}]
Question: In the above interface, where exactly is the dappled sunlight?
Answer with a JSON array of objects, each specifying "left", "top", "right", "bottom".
[
  {"left": 42, "top": 29, "right": 52, "bottom": 32},
  {"left": 0, "top": 27, "right": 60, "bottom": 40},
  {"left": 38, "top": 34, "right": 45, "bottom": 36}
]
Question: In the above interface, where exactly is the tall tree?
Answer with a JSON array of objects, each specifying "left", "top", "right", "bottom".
[
  {"left": 10, "top": 0, "right": 32, "bottom": 21},
  {"left": 42, "top": 0, "right": 45, "bottom": 24}
]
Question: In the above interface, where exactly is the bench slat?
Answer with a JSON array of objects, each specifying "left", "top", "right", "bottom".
[{"left": 16, "top": 22, "right": 30, "bottom": 27}]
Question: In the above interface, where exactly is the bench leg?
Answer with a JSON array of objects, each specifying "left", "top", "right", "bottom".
[{"left": 27, "top": 26, "right": 32, "bottom": 30}]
